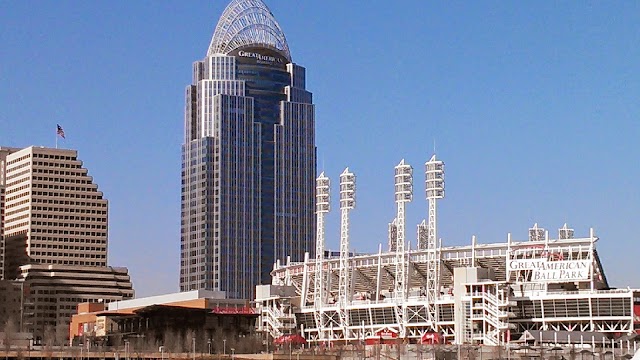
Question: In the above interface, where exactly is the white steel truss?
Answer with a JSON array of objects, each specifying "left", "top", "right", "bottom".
[
  {"left": 388, "top": 218, "right": 398, "bottom": 252},
  {"left": 338, "top": 168, "right": 355, "bottom": 338},
  {"left": 425, "top": 154, "right": 444, "bottom": 330},
  {"left": 417, "top": 219, "right": 428, "bottom": 250},
  {"left": 314, "top": 172, "right": 330, "bottom": 339},
  {"left": 208, "top": 0, "right": 291, "bottom": 60},
  {"left": 393, "top": 159, "right": 413, "bottom": 338}
]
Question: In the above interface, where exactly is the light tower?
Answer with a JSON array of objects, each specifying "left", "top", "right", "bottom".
[
  {"left": 388, "top": 219, "right": 398, "bottom": 251},
  {"left": 529, "top": 223, "right": 545, "bottom": 241},
  {"left": 425, "top": 154, "right": 444, "bottom": 328},
  {"left": 394, "top": 160, "right": 413, "bottom": 338},
  {"left": 417, "top": 219, "right": 427, "bottom": 250},
  {"left": 314, "top": 172, "right": 330, "bottom": 339},
  {"left": 559, "top": 223, "right": 574, "bottom": 240},
  {"left": 394, "top": 160, "right": 413, "bottom": 298},
  {"left": 338, "top": 168, "right": 355, "bottom": 338}
]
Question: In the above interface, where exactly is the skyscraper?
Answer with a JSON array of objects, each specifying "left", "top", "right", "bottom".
[
  {"left": 181, "top": 0, "right": 316, "bottom": 299},
  {"left": 0, "top": 147, "right": 20, "bottom": 281},
  {"left": 3, "top": 147, "right": 108, "bottom": 270},
  {"left": 0, "top": 146, "right": 133, "bottom": 337}
]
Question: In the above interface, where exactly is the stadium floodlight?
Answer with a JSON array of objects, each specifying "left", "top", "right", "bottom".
[
  {"left": 394, "top": 160, "right": 413, "bottom": 297},
  {"left": 313, "top": 172, "right": 330, "bottom": 339},
  {"left": 424, "top": 154, "right": 445, "bottom": 329},
  {"left": 559, "top": 223, "right": 574, "bottom": 240},
  {"left": 529, "top": 223, "right": 545, "bottom": 242},
  {"left": 338, "top": 167, "right": 355, "bottom": 337}
]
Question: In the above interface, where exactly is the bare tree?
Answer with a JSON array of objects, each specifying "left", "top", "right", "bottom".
[
  {"left": 163, "top": 328, "right": 180, "bottom": 354},
  {"left": 3, "top": 318, "right": 17, "bottom": 353},
  {"left": 210, "top": 329, "right": 225, "bottom": 354},
  {"left": 43, "top": 324, "right": 55, "bottom": 359},
  {"left": 55, "top": 323, "right": 68, "bottom": 347},
  {"left": 142, "top": 333, "right": 159, "bottom": 352},
  {"left": 183, "top": 329, "right": 195, "bottom": 354}
]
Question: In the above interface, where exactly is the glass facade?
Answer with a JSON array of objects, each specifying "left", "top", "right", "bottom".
[{"left": 180, "top": 1, "right": 316, "bottom": 299}]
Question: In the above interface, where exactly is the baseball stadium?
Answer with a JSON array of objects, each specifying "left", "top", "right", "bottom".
[{"left": 255, "top": 156, "right": 640, "bottom": 351}]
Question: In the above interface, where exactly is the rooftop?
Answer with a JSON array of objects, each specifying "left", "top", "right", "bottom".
[{"left": 207, "top": 0, "right": 291, "bottom": 61}]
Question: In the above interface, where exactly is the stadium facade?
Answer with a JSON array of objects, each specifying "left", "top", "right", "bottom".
[
  {"left": 255, "top": 156, "right": 640, "bottom": 346},
  {"left": 180, "top": 0, "right": 316, "bottom": 299}
]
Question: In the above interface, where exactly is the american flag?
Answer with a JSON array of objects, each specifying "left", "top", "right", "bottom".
[{"left": 57, "top": 124, "right": 65, "bottom": 139}]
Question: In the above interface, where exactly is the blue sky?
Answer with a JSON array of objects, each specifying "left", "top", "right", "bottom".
[{"left": 1, "top": 1, "right": 639, "bottom": 297}]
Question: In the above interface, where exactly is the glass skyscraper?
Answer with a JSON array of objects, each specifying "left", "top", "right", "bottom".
[{"left": 181, "top": 0, "right": 316, "bottom": 299}]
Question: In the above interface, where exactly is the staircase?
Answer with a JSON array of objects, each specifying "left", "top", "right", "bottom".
[
  {"left": 261, "top": 302, "right": 296, "bottom": 339},
  {"left": 480, "top": 286, "right": 516, "bottom": 346}
]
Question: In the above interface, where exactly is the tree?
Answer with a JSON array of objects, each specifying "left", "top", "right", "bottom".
[
  {"left": 163, "top": 328, "right": 180, "bottom": 354},
  {"left": 55, "top": 323, "right": 68, "bottom": 347},
  {"left": 3, "top": 318, "right": 17, "bottom": 353},
  {"left": 183, "top": 329, "right": 195, "bottom": 354},
  {"left": 43, "top": 324, "right": 55, "bottom": 360}
]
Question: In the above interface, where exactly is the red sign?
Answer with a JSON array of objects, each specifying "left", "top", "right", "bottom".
[
  {"left": 211, "top": 307, "right": 255, "bottom": 315},
  {"left": 365, "top": 329, "right": 400, "bottom": 345},
  {"left": 420, "top": 332, "right": 441, "bottom": 345},
  {"left": 375, "top": 329, "right": 398, "bottom": 339}
]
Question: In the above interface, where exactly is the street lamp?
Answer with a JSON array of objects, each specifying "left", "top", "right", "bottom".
[
  {"left": 124, "top": 340, "right": 130, "bottom": 360},
  {"left": 230, "top": 348, "right": 235, "bottom": 359},
  {"left": 192, "top": 337, "right": 196, "bottom": 360},
  {"left": 223, "top": 339, "right": 227, "bottom": 355},
  {"left": 207, "top": 339, "right": 211, "bottom": 355},
  {"left": 159, "top": 346, "right": 165, "bottom": 360}
]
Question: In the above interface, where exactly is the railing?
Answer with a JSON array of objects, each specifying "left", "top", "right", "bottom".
[{"left": 261, "top": 305, "right": 296, "bottom": 339}]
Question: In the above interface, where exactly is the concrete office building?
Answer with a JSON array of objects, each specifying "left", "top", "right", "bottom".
[
  {"left": 3, "top": 146, "right": 108, "bottom": 268},
  {"left": 1, "top": 146, "right": 133, "bottom": 339},
  {"left": 0, "top": 147, "right": 19, "bottom": 281},
  {"left": 0, "top": 183, "right": 4, "bottom": 281},
  {"left": 0, "top": 280, "right": 29, "bottom": 330},
  {"left": 181, "top": 0, "right": 316, "bottom": 299}
]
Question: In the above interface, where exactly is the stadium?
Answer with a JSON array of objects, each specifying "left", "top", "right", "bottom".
[{"left": 255, "top": 155, "right": 640, "bottom": 348}]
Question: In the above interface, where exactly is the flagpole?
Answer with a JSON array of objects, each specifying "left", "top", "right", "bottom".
[{"left": 55, "top": 131, "right": 58, "bottom": 149}]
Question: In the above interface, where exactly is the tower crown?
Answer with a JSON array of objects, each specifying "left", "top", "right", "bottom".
[{"left": 208, "top": 0, "right": 291, "bottom": 61}]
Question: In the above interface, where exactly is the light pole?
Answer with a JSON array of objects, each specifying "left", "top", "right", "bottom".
[
  {"left": 159, "top": 346, "right": 165, "bottom": 360},
  {"left": 207, "top": 339, "right": 211, "bottom": 355},
  {"left": 223, "top": 339, "right": 226, "bottom": 355},
  {"left": 230, "top": 348, "right": 235, "bottom": 359},
  {"left": 192, "top": 337, "right": 196, "bottom": 360}
]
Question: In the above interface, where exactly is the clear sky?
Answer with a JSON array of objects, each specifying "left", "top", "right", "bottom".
[{"left": 1, "top": 1, "right": 639, "bottom": 297}]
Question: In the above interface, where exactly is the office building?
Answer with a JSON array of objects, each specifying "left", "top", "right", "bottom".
[
  {"left": 0, "top": 147, "right": 19, "bottom": 280},
  {"left": 1, "top": 146, "right": 133, "bottom": 339},
  {"left": 0, "top": 280, "right": 26, "bottom": 329},
  {"left": 0, "top": 184, "right": 4, "bottom": 281},
  {"left": 181, "top": 0, "right": 316, "bottom": 299}
]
